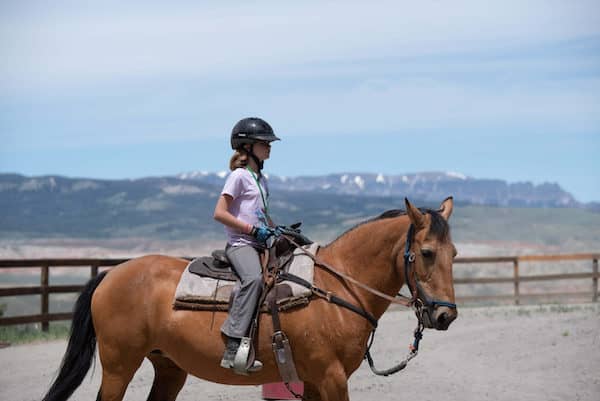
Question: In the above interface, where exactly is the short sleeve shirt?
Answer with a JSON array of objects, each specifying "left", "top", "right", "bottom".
[{"left": 221, "top": 168, "right": 270, "bottom": 246}]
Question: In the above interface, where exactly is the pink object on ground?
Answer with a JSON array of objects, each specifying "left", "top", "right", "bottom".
[{"left": 262, "top": 382, "right": 304, "bottom": 399}]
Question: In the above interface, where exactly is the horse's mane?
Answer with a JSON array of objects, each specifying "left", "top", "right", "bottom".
[{"left": 326, "top": 208, "right": 449, "bottom": 246}]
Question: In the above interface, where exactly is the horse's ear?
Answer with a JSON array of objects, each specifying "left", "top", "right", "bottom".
[
  {"left": 438, "top": 196, "right": 454, "bottom": 221},
  {"left": 405, "top": 198, "right": 425, "bottom": 229}
]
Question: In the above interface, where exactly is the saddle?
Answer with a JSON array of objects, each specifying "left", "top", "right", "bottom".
[
  {"left": 187, "top": 250, "right": 237, "bottom": 282},
  {"left": 173, "top": 224, "right": 313, "bottom": 381}
]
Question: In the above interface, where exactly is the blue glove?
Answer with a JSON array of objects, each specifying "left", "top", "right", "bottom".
[{"left": 251, "top": 226, "right": 274, "bottom": 243}]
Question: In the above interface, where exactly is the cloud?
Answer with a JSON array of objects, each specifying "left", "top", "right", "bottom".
[
  {"left": 1, "top": 1, "right": 599, "bottom": 91},
  {"left": 0, "top": 0, "right": 599, "bottom": 149}
]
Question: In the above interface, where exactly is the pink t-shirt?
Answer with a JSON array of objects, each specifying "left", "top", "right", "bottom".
[{"left": 221, "top": 168, "right": 270, "bottom": 246}]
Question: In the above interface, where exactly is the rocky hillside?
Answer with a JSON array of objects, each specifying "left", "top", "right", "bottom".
[{"left": 0, "top": 172, "right": 593, "bottom": 240}]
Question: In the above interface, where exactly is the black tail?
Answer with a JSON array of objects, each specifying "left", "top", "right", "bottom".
[{"left": 42, "top": 271, "right": 108, "bottom": 401}]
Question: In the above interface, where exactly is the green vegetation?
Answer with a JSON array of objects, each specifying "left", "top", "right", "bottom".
[
  {"left": 0, "top": 322, "right": 71, "bottom": 345},
  {"left": 517, "top": 308, "right": 532, "bottom": 317},
  {"left": 3, "top": 171, "right": 598, "bottom": 247}
]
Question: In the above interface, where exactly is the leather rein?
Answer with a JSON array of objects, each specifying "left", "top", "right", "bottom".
[{"left": 280, "top": 223, "right": 456, "bottom": 376}]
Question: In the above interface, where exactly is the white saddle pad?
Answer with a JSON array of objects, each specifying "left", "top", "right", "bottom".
[{"left": 173, "top": 243, "right": 319, "bottom": 305}]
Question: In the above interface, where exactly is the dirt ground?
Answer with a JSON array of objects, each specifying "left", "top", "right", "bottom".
[{"left": 0, "top": 303, "right": 598, "bottom": 401}]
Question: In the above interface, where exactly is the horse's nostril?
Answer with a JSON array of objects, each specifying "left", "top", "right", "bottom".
[{"left": 436, "top": 311, "right": 456, "bottom": 329}]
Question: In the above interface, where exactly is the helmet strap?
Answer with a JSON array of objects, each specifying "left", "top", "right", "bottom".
[{"left": 246, "top": 144, "right": 264, "bottom": 172}]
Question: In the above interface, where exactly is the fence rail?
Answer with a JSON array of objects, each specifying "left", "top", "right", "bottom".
[
  {"left": 0, "top": 253, "right": 598, "bottom": 330},
  {"left": 0, "top": 258, "right": 126, "bottom": 331},
  {"left": 453, "top": 253, "right": 599, "bottom": 305}
]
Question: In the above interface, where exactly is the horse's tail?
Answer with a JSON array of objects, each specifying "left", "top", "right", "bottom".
[{"left": 42, "top": 270, "right": 108, "bottom": 401}]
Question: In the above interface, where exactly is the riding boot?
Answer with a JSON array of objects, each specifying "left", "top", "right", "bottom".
[
  {"left": 220, "top": 337, "right": 240, "bottom": 368},
  {"left": 220, "top": 336, "right": 263, "bottom": 373}
]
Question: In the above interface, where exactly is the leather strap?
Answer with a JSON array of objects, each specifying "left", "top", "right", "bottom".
[
  {"left": 270, "top": 288, "right": 283, "bottom": 333},
  {"left": 284, "top": 236, "right": 413, "bottom": 307},
  {"left": 278, "top": 271, "right": 378, "bottom": 328}
]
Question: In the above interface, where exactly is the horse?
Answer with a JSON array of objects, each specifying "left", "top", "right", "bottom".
[{"left": 42, "top": 197, "right": 458, "bottom": 401}]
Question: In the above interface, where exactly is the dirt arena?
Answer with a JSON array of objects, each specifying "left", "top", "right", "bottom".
[{"left": 1, "top": 304, "right": 598, "bottom": 401}]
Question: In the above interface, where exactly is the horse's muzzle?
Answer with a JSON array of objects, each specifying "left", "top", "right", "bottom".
[{"left": 423, "top": 306, "right": 457, "bottom": 330}]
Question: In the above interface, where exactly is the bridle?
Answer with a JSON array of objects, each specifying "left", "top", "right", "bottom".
[
  {"left": 403, "top": 224, "right": 457, "bottom": 309},
  {"left": 287, "top": 223, "right": 456, "bottom": 309},
  {"left": 280, "top": 221, "right": 457, "bottom": 376},
  {"left": 364, "top": 223, "right": 457, "bottom": 376}
]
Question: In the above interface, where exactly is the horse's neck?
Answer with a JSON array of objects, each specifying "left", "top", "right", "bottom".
[{"left": 320, "top": 217, "right": 409, "bottom": 318}]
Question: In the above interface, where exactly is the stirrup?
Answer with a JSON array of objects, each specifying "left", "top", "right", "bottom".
[
  {"left": 220, "top": 350, "right": 262, "bottom": 373},
  {"left": 233, "top": 337, "right": 262, "bottom": 375}
]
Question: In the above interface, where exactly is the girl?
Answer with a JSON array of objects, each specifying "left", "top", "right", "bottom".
[{"left": 213, "top": 117, "right": 280, "bottom": 373}]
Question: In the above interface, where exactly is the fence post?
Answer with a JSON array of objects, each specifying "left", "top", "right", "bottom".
[
  {"left": 593, "top": 258, "right": 598, "bottom": 303},
  {"left": 513, "top": 258, "right": 520, "bottom": 305},
  {"left": 41, "top": 264, "right": 49, "bottom": 332},
  {"left": 91, "top": 263, "right": 99, "bottom": 279}
]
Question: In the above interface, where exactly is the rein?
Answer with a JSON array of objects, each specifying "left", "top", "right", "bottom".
[
  {"left": 282, "top": 222, "right": 456, "bottom": 376},
  {"left": 284, "top": 236, "right": 413, "bottom": 308}
]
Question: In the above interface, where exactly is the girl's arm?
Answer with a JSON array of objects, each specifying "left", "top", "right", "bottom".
[{"left": 213, "top": 194, "right": 253, "bottom": 234}]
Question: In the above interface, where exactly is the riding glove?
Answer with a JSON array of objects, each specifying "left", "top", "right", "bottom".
[{"left": 251, "top": 226, "right": 274, "bottom": 243}]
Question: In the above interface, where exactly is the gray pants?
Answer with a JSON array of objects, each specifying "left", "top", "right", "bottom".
[{"left": 221, "top": 245, "right": 264, "bottom": 339}]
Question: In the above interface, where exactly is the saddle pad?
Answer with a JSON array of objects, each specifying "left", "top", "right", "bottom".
[{"left": 173, "top": 243, "right": 319, "bottom": 308}]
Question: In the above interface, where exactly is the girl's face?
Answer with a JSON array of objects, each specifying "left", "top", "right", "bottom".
[{"left": 252, "top": 141, "right": 271, "bottom": 161}]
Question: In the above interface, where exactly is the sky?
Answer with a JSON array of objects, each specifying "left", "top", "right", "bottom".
[{"left": 1, "top": 1, "right": 599, "bottom": 202}]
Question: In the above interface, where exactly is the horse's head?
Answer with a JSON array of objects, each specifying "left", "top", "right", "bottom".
[{"left": 401, "top": 197, "right": 458, "bottom": 330}]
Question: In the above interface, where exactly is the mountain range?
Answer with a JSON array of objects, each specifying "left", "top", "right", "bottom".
[
  {"left": 1, "top": 171, "right": 597, "bottom": 240},
  {"left": 177, "top": 170, "right": 581, "bottom": 208}
]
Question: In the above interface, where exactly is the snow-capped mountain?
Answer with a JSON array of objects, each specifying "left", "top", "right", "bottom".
[
  {"left": 0, "top": 172, "right": 590, "bottom": 240},
  {"left": 177, "top": 171, "right": 578, "bottom": 207}
]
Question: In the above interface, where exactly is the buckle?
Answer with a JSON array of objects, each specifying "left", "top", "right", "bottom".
[{"left": 311, "top": 286, "right": 332, "bottom": 301}]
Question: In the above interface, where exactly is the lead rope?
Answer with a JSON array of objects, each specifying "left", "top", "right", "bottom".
[
  {"left": 364, "top": 302, "right": 425, "bottom": 376},
  {"left": 364, "top": 223, "right": 425, "bottom": 376},
  {"left": 283, "top": 233, "right": 427, "bottom": 377}
]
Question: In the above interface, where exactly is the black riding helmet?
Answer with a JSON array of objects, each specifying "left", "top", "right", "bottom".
[{"left": 230, "top": 117, "right": 280, "bottom": 150}]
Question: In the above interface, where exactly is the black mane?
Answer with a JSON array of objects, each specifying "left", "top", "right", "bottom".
[{"left": 327, "top": 207, "right": 449, "bottom": 246}]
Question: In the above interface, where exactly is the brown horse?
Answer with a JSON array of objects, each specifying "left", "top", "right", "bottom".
[{"left": 42, "top": 197, "right": 458, "bottom": 401}]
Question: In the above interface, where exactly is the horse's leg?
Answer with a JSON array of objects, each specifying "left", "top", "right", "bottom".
[
  {"left": 96, "top": 346, "right": 145, "bottom": 401},
  {"left": 146, "top": 353, "right": 188, "bottom": 401},
  {"left": 304, "top": 362, "right": 350, "bottom": 401},
  {"left": 303, "top": 382, "right": 323, "bottom": 401}
]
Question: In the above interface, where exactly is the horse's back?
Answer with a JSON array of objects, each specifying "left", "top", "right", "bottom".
[
  {"left": 94, "top": 254, "right": 187, "bottom": 296},
  {"left": 91, "top": 255, "right": 188, "bottom": 347}
]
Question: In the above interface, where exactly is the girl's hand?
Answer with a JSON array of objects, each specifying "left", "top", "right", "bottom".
[{"left": 251, "top": 226, "right": 274, "bottom": 243}]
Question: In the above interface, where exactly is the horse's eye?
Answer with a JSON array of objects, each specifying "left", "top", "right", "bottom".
[{"left": 421, "top": 249, "right": 434, "bottom": 258}]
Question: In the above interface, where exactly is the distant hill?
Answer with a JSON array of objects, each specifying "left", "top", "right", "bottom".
[
  {"left": 1, "top": 172, "right": 598, "bottom": 243},
  {"left": 178, "top": 170, "right": 580, "bottom": 208}
]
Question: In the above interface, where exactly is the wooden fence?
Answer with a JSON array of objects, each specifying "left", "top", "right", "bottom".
[
  {"left": 0, "top": 258, "right": 128, "bottom": 331},
  {"left": 0, "top": 253, "right": 598, "bottom": 331},
  {"left": 453, "top": 253, "right": 599, "bottom": 305}
]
